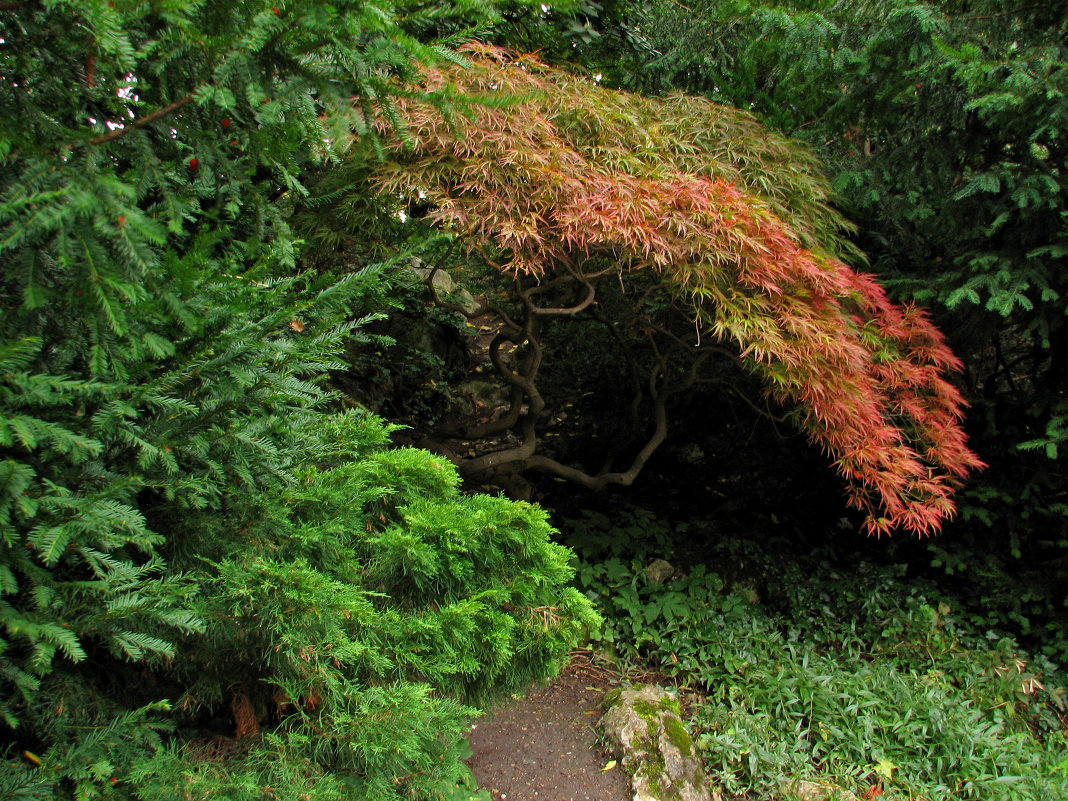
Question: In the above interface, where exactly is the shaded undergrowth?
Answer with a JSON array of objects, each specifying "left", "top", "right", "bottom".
[{"left": 563, "top": 507, "right": 1068, "bottom": 800}]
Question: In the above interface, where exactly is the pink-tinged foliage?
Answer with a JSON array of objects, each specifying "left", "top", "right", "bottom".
[{"left": 372, "top": 44, "right": 983, "bottom": 536}]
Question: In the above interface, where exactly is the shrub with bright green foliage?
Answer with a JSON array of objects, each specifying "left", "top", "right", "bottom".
[
  {"left": 1, "top": 1, "right": 594, "bottom": 798},
  {"left": 2, "top": 406, "right": 596, "bottom": 799},
  {"left": 126, "top": 412, "right": 593, "bottom": 801},
  {"left": 569, "top": 510, "right": 1068, "bottom": 800}
]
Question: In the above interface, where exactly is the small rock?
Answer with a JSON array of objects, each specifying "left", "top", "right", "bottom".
[
  {"left": 645, "top": 559, "right": 675, "bottom": 585},
  {"left": 409, "top": 261, "right": 480, "bottom": 314},
  {"left": 599, "top": 685, "right": 713, "bottom": 801}
]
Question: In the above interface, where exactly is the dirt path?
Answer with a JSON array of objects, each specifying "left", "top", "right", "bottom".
[{"left": 466, "top": 653, "right": 632, "bottom": 801}]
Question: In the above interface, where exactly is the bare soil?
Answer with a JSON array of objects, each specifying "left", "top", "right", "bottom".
[{"left": 466, "top": 652, "right": 632, "bottom": 801}]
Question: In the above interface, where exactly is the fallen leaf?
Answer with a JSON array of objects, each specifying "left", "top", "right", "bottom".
[
  {"left": 602, "top": 759, "right": 617, "bottom": 772},
  {"left": 874, "top": 757, "right": 897, "bottom": 780}
]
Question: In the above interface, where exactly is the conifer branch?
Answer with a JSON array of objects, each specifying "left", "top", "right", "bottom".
[{"left": 84, "top": 94, "right": 195, "bottom": 147}]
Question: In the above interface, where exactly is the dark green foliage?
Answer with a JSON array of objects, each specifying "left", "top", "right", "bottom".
[
  {"left": 178, "top": 426, "right": 595, "bottom": 705},
  {"left": 1, "top": 1, "right": 593, "bottom": 798},
  {"left": 568, "top": 508, "right": 1068, "bottom": 800}
]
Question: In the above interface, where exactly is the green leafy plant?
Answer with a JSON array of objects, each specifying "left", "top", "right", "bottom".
[
  {"left": 568, "top": 510, "right": 1068, "bottom": 800},
  {"left": 116, "top": 411, "right": 596, "bottom": 801}
]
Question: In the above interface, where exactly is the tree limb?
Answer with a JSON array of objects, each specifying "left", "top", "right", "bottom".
[
  {"left": 521, "top": 263, "right": 597, "bottom": 316},
  {"left": 463, "top": 416, "right": 539, "bottom": 476},
  {"left": 82, "top": 93, "right": 195, "bottom": 148},
  {"left": 524, "top": 344, "right": 714, "bottom": 490},
  {"left": 525, "top": 377, "right": 670, "bottom": 489}
]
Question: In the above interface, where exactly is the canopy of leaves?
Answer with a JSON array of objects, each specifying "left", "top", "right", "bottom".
[
  {"left": 372, "top": 44, "right": 982, "bottom": 535},
  {"left": 486, "top": 0, "right": 1067, "bottom": 657}
]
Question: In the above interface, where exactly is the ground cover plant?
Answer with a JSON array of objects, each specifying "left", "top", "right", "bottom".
[{"left": 567, "top": 509, "right": 1068, "bottom": 800}]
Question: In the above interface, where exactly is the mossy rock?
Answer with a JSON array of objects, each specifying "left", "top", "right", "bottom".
[{"left": 598, "top": 685, "right": 714, "bottom": 801}]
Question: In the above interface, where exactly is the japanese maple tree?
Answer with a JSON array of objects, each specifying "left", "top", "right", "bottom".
[{"left": 372, "top": 44, "right": 983, "bottom": 536}]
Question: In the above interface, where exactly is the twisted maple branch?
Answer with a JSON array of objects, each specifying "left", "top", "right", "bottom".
[{"left": 524, "top": 346, "right": 713, "bottom": 489}]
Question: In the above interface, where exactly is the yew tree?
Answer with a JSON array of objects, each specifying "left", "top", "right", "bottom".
[
  {"left": 367, "top": 44, "right": 983, "bottom": 536},
  {"left": 0, "top": 6, "right": 595, "bottom": 798}
]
